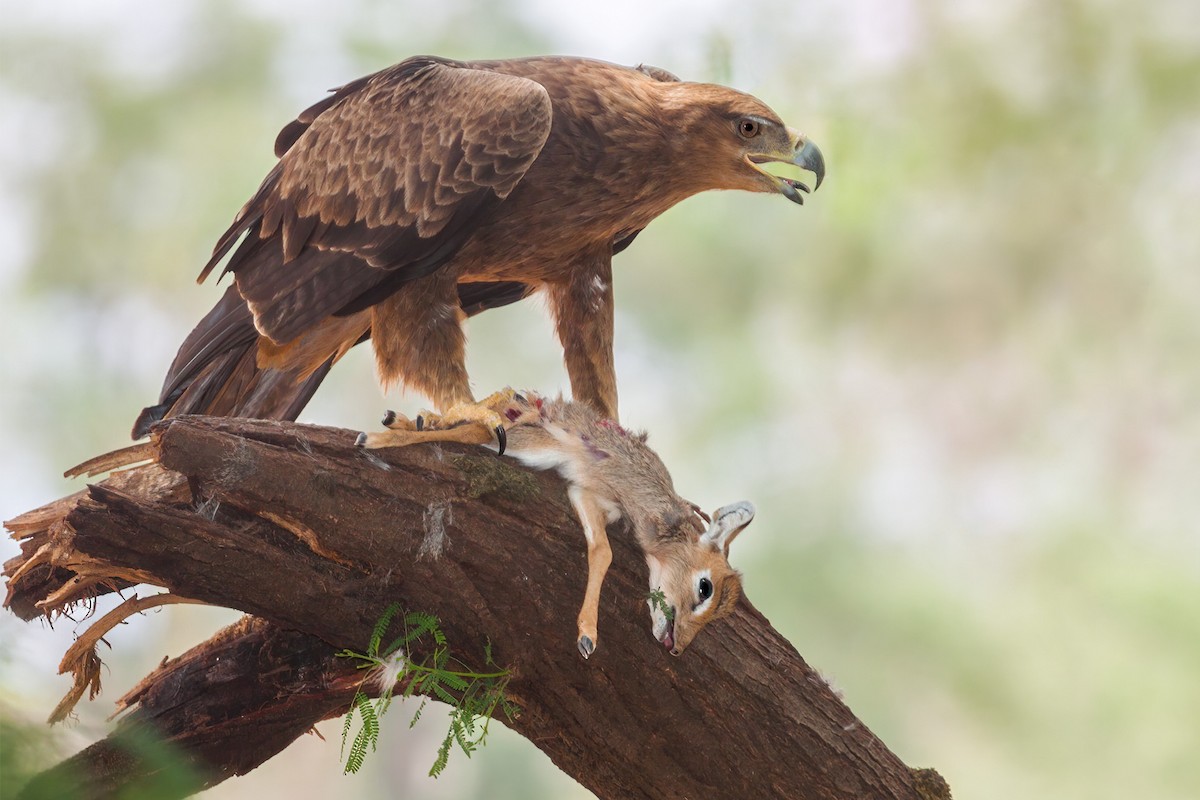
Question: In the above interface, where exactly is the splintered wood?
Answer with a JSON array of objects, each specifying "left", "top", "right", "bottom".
[{"left": 4, "top": 416, "right": 945, "bottom": 800}]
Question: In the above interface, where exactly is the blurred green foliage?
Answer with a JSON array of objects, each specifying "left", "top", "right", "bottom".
[
  {"left": 2, "top": 2, "right": 1198, "bottom": 799},
  {"left": 1, "top": 712, "right": 71, "bottom": 798},
  {"left": 1, "top": 715, "right": 203, "bottom": 800}
]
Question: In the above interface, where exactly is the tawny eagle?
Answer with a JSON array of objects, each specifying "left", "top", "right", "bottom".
[{"left": 133, "top": 55, "right": 824, "bottom": 446}]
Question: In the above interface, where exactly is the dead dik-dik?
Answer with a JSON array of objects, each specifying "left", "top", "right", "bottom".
[{"left": 358, "top": 390, "right": 754, "bottom": 658}]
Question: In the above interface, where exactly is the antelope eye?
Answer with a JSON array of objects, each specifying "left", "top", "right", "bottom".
[
  {"left": 737, "top": 118, "right": 760, "bottom": 138},
  {"left": 698, "top": 577, "right": 714, "bottom": 601}
]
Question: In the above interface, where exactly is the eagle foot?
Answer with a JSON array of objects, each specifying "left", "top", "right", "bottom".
[
  {"left": 382, "top": 410, "right": 417, "bottom": 430},
  {"left": 357, "top": 391, "right": 519, "bottom": 452},
  {"left": 413, "top": 390, "right": 518, "bottom": 455}
]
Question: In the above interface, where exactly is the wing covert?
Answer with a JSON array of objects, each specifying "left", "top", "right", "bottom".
[{"left": 205, "top": 57, "right": 553, "bottom": 345}]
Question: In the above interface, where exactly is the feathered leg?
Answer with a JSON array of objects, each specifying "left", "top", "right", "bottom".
[{"left": 547, "top": 252, "right": 619, "bottom": 422}]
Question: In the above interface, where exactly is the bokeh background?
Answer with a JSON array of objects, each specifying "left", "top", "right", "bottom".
[{"left": 3, "top": 1, "right": 1199, "bottom": 798}]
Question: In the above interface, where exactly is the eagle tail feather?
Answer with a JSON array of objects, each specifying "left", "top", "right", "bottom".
[
  {"left": 132, "top": 280, "right": 534, "bottom": 440},
  {"left": 131, "top": 288, "right": 341, "bottom": 439}
]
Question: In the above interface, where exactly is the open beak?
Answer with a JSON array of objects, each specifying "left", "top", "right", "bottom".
[
  {"left": 749, "top": 131, "right": 826, "bottom": 205},
  {"left": 793, "top": 139, "right": 825, "bottom": 192}
]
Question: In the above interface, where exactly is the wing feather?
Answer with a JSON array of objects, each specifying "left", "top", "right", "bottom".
[
  {"left": 273, "top": 73, "right": 374, "bottom": 157},
  {"left": 456, "top": 281, "right": 534, "bottom": 317},
  {"left": 203, "top": 56, "right": 553, "bottom": 345}
]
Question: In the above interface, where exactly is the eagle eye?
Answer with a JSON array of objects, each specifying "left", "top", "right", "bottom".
[{"left": 737, "top": 118, "right": 761, "bottom": 139}]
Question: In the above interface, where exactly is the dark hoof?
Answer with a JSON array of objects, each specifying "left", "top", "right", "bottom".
[
  {"left": 577, "top": 635, "right": 595, "bottom": 660},
  {"left": 495, "top": 425, "right": 507, "bottom": 456},
  {"left": 382, "top": 410, "right": 396, "bottom": 426},
  {"left": 354, "top": 432, "right": 367, "bottom": 448}
]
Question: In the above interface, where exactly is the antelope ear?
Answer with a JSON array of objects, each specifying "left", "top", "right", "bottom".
[{"left": 701, "top": 501, "right": 755, "bottom": 553}]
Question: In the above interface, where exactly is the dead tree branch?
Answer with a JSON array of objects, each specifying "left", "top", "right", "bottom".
[{"left": 4, "top": 416, "right": 950, "bottom": 800}]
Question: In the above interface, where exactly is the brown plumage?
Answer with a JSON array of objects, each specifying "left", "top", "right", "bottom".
[{"left": 133, "top": 55, "right": 824, "bottom": 438}]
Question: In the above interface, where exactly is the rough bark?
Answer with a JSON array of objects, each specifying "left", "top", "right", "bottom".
[{"left": 4, "top": 416, "right": 950, "bottom": 800}]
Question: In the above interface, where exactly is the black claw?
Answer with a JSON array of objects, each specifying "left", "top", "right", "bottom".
[
  {"left": 512, "top": 391, "right": 526, "bottom": 403},
  {"left": 354, "top": 432, "right": 368, "bottom": 448},
  {"left": 415, "top": 415, "right": 424, "bottom": 432},
  {"left": 495, "top": 425, "right": 507, "bottom": 456},
  {"left": 382, "top": 410, "right": 396, "bottom": 426},
  {"left": 577, "top": 635, "right": 594, "bottom": 659}
]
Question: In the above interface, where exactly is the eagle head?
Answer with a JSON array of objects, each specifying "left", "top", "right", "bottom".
[{"left": 660, "top": 83, "right": 825, "bottom": 204}]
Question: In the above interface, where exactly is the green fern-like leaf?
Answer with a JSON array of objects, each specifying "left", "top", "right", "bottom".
[
  {"left": 369, "top": 603, "right": 403, "bottom": 658},
  {"left": 342, "top": 691, "right": 376, "bottom": 774},
  {"left": 440, "top": 671, "right": 469, "bottom": 692},
  {"left": 483, "top": 638, "right": 498, "bottom": 667},
  {"left": 344, "top": 743, "right": 366, "bottom": 775},
  {"left": 340, "top": 604, "right": 515, "bottom": 779},
  {"left": 410, "top": 698, "right": 428, "bottom": 728},
  {"left": 340, "top": 690, "right": 361, "bottom": 760},
  {"left": 648, "top": 588, "right": 675, "bottom": 621},
  {"left": 385, "top": 609, "right": 435, "bottom": 657},
  {"left": 402, "top": 611, "right": 439, "bottom": 644},
  {"left": 501, "top": 695, "right": 519, "bottom": 722},
  {"left": 450, "top": 715, "right": 473, "bottom": 756},
  {"left": 431, "top": 732, "right": 453, "bottom": 778},
  {"left": 358, "top": 692, "right": 381, "bottom": 747},
  {"left": 347, "top": 726, "right": 371, "bottom": 773},
  {"left": 431, "top": 681, "right": 458, "bottom": 706}
]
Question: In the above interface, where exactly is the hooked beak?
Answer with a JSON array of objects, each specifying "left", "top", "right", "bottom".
[
  {"left": 793, "top": 138, "right": 825, "bottom": 192},
  {"left": 748, "top": 130, "right": 826, "bottom": 205}
]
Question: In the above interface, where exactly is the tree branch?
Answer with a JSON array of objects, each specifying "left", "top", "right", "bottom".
[{"left": 4, "top": 416, "right": 950, "bottom": 800}]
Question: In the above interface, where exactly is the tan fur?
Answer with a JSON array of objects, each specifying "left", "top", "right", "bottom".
[{"left": 359, "top": 390, "right": 754, "bottom": 658}]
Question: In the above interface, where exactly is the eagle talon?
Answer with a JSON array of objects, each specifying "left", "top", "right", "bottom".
[
  {"left": 382, "top": 410, "right": 396, "bottom": 426},
  {"left": 495, "top": 425, "right": 507, "bottom": 456},
  {"left": 415, "top": 415, "right": 424, "bottom": 432},
  {"left": 354, "top": 432, "right": 368, "bottom": 447}
]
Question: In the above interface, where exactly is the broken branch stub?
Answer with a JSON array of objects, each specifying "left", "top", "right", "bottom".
[{"left": 3, "top": 415, "right": 947, "bottom": 800}]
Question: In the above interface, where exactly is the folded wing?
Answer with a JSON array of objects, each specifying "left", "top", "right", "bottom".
[{"left": 201, "top": 56, "right": 553, "bottom": 345}]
